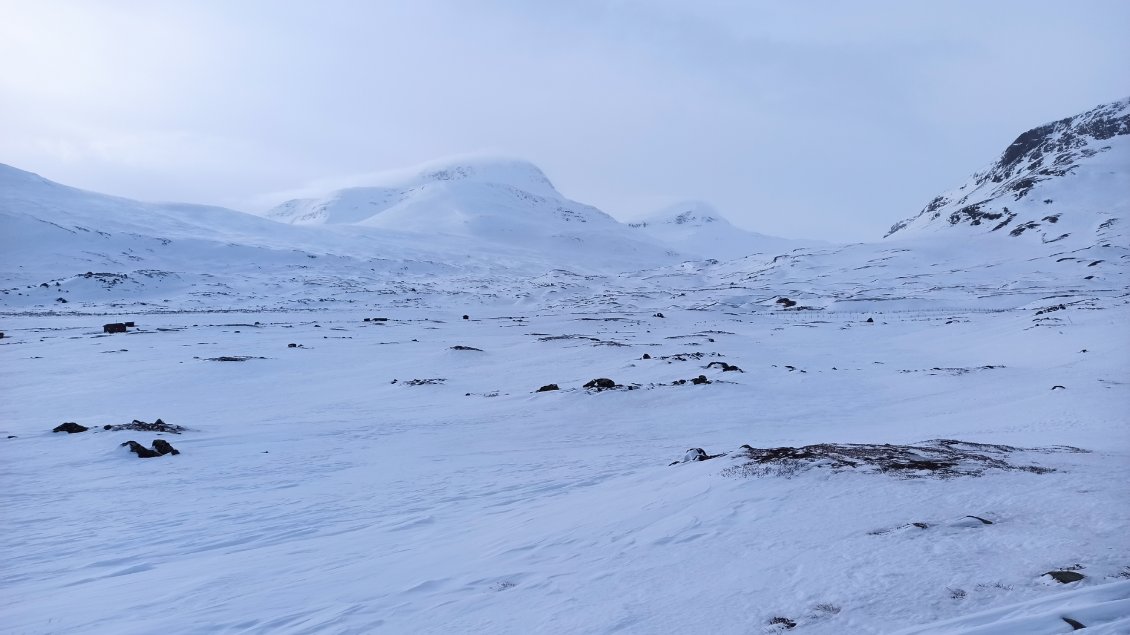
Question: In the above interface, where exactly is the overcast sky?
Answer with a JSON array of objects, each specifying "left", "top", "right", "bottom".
[{"left": 1, "top": 0, "right": 1127, "bottom": 240}]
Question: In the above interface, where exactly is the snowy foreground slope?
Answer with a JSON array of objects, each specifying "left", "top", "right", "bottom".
[{"left": 1, "top": 100, "right": 1129, "bottom": 634}]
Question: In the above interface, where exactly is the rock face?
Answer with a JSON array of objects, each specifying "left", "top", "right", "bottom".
[
  {"left": 53, "top": 422, "right": 88, "bottom": 434},
  {"left": 885, "top": 98, "right": 1129, "bottom": 244},
  {"left": 536, "top": 384, "right": 560, "bottom": 392}
]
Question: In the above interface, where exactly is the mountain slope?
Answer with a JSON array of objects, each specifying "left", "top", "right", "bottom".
[
  {"left": 628, "top": 200, "right": 815, "bottom": 260},
  {"left": 884, "top": 98, "right": 1129, "bottom": 250}
]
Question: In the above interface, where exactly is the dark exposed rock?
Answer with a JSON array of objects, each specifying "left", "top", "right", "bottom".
[
  {"left": 670, "top": 448, "right": 725, "bottom": 465},
  {"left": 866, "top": 317, "right": 874, "bottom": 323},
  {"left": 288, "top": 343, "right": 298, "bottom": 348},
  {"left": 642, "top": 353, "right": 651, "bottom": 359},
  {"left": 108, "top": 419, "right": 187, "bottom": 434},
  {"left": 536, "top": 384, "right": 560, "bottom": 392},
  {"left": 583, "top": 378, "right": 617, "bottom": 389},
  {"left": 1062, "top": 617, "right": 1086, "bottom": 630},
  {"left": 121, "top": 440, "right": 161, "bottom": 458},
  {"left": 103, "top": 323, "right": 127, "bottom": 334},
  {"left": 1045, "top": 570, "right": 1085, "bottom": 584},
  {"left": 776, "top": 297, "right": 797, "bottom": 308},
  {"left": 721, "top": 439, "right": 1081, "bottom": 479},
  {"left": 462, "top": 314, "right": 470, "bottom": 320},
  {"left": 706, "top": 361, "right": 742, "bottom": 372},
  {"left": 53, "top": 422, "right": 88, "bottom": 434},
  {"left": 402, "top": 378, "right": 446, "bottom": 386},
  {"left": 363, "top": 318, "right": 371, "bottom": 321},
  {"left": 0, "top": 332, "right": 4, "bottom": 338},
  {"left": 654, "top": 312, "right": 665, "bottom": 318},
  {"left": 965, "top": 515, "right": 993, "bottom": 525},
  {"left": 451, "top": 345, "right": 483, "bottom": 351},
  {"left": 1052, "top": 385, "right": 1066, "bottom": 390},
  {"left": 768, "top": 616, "right": 796, "bottom": 629},
  {"left": 206, "top": 356, "right": 264, "bottom": 362},
  {"left": 690, "top": 374, "right": 710, "bottom": 385},
  {"left": 151, "top": 439, "right": 180, "bottom": 456}
]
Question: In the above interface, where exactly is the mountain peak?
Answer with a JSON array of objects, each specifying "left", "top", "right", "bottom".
[
  {"left": 885, "top": 97, "right": 1129, "bottom": 242},
  {"left": 630, "top": 200, "right": 732, "bottom": 229}
]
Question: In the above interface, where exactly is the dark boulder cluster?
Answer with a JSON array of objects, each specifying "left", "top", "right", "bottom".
[
  {"left": 673, "top": 375, "right": 710, "bottom": 385},
  {"left": 53, "top": 422, "right": 88, "bottom": 434},
  {"left": 121, "top": 439, "right": 180, "bottom": 458},
  {"left": 776, "top": 297, "right": 797, "bottom": 308},
  {"left": 705, "top": 361, "right": 742, "bottom": 372},
  {"left": 717, "top": 439, "right": 1081, "bottom": 479},
  {"left": 536, "top": 384, "right": 560, "bottom": 392}
]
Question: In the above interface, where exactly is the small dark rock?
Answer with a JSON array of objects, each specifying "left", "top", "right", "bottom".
[
  {"left": 121, "top": 440, "right": 161, "bottom": 458},
  {"left": 1062, "top": 617, "right": 1086, "bottom": 630},
  {"left": 768, "top": 616, "right": 796, "bottom": 629},
  {"left": 583, "top": 378, "right": 617, "bottom": 389},
  {"left": 536, "top": 384, "right": 560, "bottom": 392},
  {"left": 363, "top": 318, "right": 371, "bottom": 322},
  {"left": 1051, "top": 385, "right": 1066, "bottom": 390},
  {"left": 776, "top": 297, "right": 797, "bottom": 308},
  {"left": 56, "top": 297, "right": 68, "bottom": 303},
  {"left": 0, "top": 332, "right": 5, "bottom": 339},
  {"left": 1045, "top": 570, "right": 1085, "bottom": 584},
  {"left": 103, "top": 425, "right": 113, "bottom": 430},
  {"left": 103, "top": 323, "right": 127, "bottom": 334},
  {"left": 690, "top": 374, "right": 710, "bottom": 385},
  {"left": 670, "top": 448, "right": 725, "bottom": 465},
  {"left": 372, "top": 317, "right": 389, "bottom": 322},
  {"left": 642, "top": 353, "right": 651, "bottom": 359},
  {"left": 151, "top": 439, "right": 180, "bottom": 456},
  {"left": 866, "top": 317, "right": 874, "bottom": 323},
  {"left": 451, "top": 345, "right": 483, "bottom": 351},
  {"left": 53, "top": 422, "right": 88, "bottom": 434},
  {"left": 462, "top": 315, "right": 470, "bottom": 320},
  {"left": 654, "top": 312, "right": 665, "bottom": 318},
  {"left": 912, "top": 522, "right": 929, "bottom": 529},
  {"left": 288, "top": 343, "right": 298, "bottom": 348}
]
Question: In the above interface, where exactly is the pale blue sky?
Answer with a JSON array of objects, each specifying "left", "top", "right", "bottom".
[{"left": 1, "top": 0, "right": 1127, "bottom": 240}]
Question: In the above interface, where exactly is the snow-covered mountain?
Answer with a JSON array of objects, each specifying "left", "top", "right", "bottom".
[
  {"left": 3, "top": 100, "right": 1129, "bottom": 634},
  {"left": 628, "top": 200, "right": 815, "bottom": 260},
  {"left": 885, "top": 97, "right": 1129, "bottom": 250},
  {"left": 264, "top": 158, "right": 679, "bottom": 264}
]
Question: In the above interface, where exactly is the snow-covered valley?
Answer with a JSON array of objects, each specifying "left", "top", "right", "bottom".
[{"left": 2, "top": 99, "right": 1128, "bottom": 633}]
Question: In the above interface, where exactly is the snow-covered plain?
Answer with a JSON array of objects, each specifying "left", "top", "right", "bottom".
[{"left": 2, "top": 100, "right": 1128, "bottom": 633}]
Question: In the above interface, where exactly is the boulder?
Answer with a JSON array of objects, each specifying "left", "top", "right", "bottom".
[
  {"left": 151, "top": 439, "right": 180, "bottom": 456},
  {"left": 691, "top": 375, "right": 710, "bottom": 385},
  {"left": 1045, "top": 570, "right": 1085, "bottom": 583},
  {"left": 121, "top": 440, "right": 161, "bottom": 458},
  {"left": 583, "top": 378, "right": 617, "bottom": 389},
  {"left": 536, "top": 384, "right": 560, "bottom": 392},
  {"left": 53, "top": 422, "right": 88, "bottom": 434},
  {"left": 103, "top": 323, "right": 127, "bottom": 334}
]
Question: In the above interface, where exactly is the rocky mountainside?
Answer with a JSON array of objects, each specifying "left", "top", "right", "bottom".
[{"left": 885, "top": 98, "right": 1129, "bottom": 248}]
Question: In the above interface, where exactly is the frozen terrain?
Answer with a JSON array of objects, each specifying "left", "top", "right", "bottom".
[{"left": 1, "top": 99, "right": 1128, "bottom": 634}]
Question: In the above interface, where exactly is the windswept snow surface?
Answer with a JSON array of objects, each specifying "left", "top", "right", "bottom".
[{"left": 2, "top": 101, "right": 1130, "bottom": 633}]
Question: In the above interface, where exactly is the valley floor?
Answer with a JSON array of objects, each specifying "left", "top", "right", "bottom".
[{"left": 1, "top": 303, "right": 1128, "bottom": 634}]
